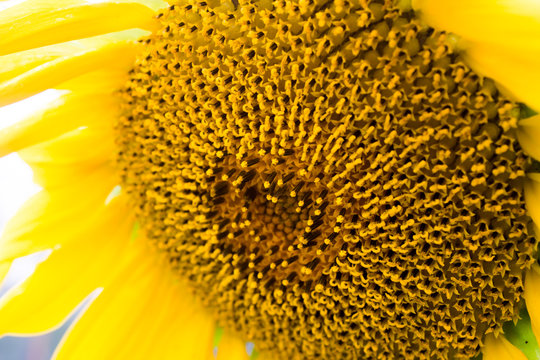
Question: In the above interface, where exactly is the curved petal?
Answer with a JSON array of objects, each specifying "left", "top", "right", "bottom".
[
  {"left": 412, "top": 0, "right": 540, "bottom": 47},
  {"left": 0, "top": 262, "right": 10, "bottom": 286},
  {"left": 0, "top": 51, "right": 65, "bottom": 84},
  {"left": 525, "top": 264, "right": 540, "bottom": 344},
  {"left": 464, "top": 43, "right": 540, "bottom": 112},
  {"left": 502, "top": 308, "right": 540, "bottom": 360},
  {"left": 255, "top": 352, "right": 275, "bottom": 360},
  {"left": 0, "top": 28, "right": 148, "bottom": 85},
  {"left": 0, "top": 36, "right": 144, "bottom": 107},
  {"left": 0, "top": 1, "right": 159, "bottom": 56},
  {"left": 0, "top": 92, "right": 118, "bottom": 157},
  {"left": 524, "top": 173, "right": 540, "bottom": 230},
  {"left": 413, "top": 0, "right": 540, "bottom": 111},
  {"left": 18, "top": 126, "right": 116, "bottom": 188},
  {"left": 0, "top": 165, "right": 117, "bottom": 263},
  {"left": 483, "top": 333, "right": 528, "bottom": 360},
  {"left": 518, "top": 115, "right": 540, "bottom": 162},
  {"left": 0, "top": 197, "right": 134, "bottom": 334},
  {"left": 55, "top": 236, "right": 216, "bottom": 360},
  {"left": 217, "top": 331, "right": 249, "bottom": 360}
]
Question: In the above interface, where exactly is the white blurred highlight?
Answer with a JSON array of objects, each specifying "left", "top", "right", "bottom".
[
  {"left": 0, "top": 90, "right": 64, "bottom": 235},
  {"left": 0, "top": 0, "right": 27, "bottom": 12},
  {"left": 0, "top": 89, "right": 66, "bottom": 132},
  {"left": 0, "top": 250, "right": 51, "bottom": 300},
  {"left": 0, "top": 91, "right": 62, "bottom": 294},
  {"left": 0, "top": 154, "right": 41, "bottom": 237}
]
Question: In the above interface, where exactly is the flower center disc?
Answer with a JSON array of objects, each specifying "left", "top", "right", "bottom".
[{"left": 118, "top": 0, "right": 537, "bottom": 358}]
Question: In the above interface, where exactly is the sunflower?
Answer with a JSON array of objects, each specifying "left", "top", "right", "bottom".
[{"left": 1, "top": 0, "right": 540, "bottom": 359}]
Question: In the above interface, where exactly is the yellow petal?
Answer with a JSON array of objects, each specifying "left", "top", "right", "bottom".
[
  {"left": 0, "top": 166, "right": 117, "bottom": 263},
  {"left": 524, "top": 173, "right": 540, "bottom": 230},
  {"left": 525, "top": 264, "right": 540, "bottom": 343},
  {"left": 483, "top": 333, "right": 528, "bottom": 360},
  {"left": 0, "top": 51, "right": 64, "bottom": 84},
  {"left": 56, "top": 237, "right": 216, "bottom": 360},
  {"left": 518, "top": 115, "right": 540, "bottom": 162},
  {"left": 0, "top": 28, "right": 148, "bottom": 85},
  {"left": 413, "top": 0, "right": 540, "bottom": 47},
  {"left": 0, "top": 38, "right": 140, "bottom": 107},
  {"left": 256, "top": 352, "right": 275, "bottom": 360},
  {"left": 0, "top": 1, "right": 158, "bottom": 56},
  {"left": 17, "top": 126, "right": 115, "bottom": 165},
  {"left": 0, "top": 197, "right": 134, "bottom": 334},
  {"left": 75, "top": 68, "right": 134, "bottom": 89},
  {"left": 217, "top": 331, "right": 249, "bottom": 360},
  {"left": 0, "top": 90, "right": 120, "bottom": 157},
  {"left": 413, "top": 0, "right": 540, "bottom": 111},
  {"left": 96, "top": 0, "right": 169, "bottom": 12},
  {"left": 0, "top": 261, "right": 10, "bottom": 287},
  {"left": 18, "top": 126, "right": 116, "bottom": 188},
  {"left": 465, "top": 43, "right": 540, "bottom": 112}
]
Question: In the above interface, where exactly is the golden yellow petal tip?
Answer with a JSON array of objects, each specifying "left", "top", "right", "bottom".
[
  {"left": 483, "top": 334, "right": 528, "bottom": 360},
  {"left": 525, "top": 264, "right": 540, "bottom": 348}
]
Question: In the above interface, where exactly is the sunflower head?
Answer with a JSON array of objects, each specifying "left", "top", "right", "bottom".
[
  {"left": 116, "top": 0, "right": 537, "bottom": 358},
  {"left": 2, "top": 0, "right": 540, "bottom": 358}
]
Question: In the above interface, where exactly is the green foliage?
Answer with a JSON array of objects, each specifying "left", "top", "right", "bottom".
[
  {"left": 503, "top": 307, "right": 540, "bottom": 360},
  {"left": 213, "top": 326, "right": 224, "bottom": 348}
]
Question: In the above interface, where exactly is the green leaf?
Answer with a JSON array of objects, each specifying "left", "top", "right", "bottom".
[
  {"left": 503, "top": 307, "right": 540, "bottom": 360},
  {"left": 213, "top": 326, "right": 224, "bottom": 348},
  {"left": 129, "top": 221, "right": 140, "bottom": 243},
  {"left": 250, "top": 348, "right": 260, "bottom": 360},
  {"left": 520, "top": 104, "right": 538, "bottom": 119}
]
